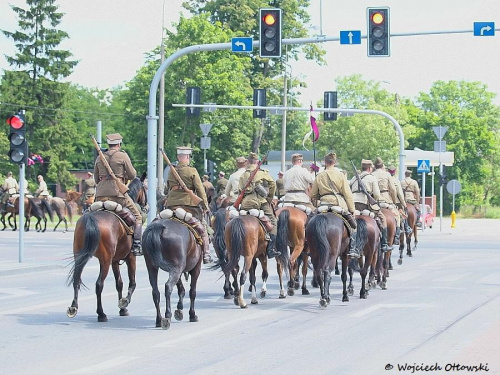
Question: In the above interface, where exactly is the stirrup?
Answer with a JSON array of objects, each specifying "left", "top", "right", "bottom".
[
  {"left": 131, "top": 245, "right": 143, "bottom": 256},
  {"left": 348, "top": 249, "right": 361, "bottom": 259},
  {"left": 267, "top": 248, "right": 281, "bottom": 258},
  {"left": 203, "top": 254, "right": 213, "bottom": 264}
]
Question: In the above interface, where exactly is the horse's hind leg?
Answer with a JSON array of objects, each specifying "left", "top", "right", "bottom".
[
  {"left": 163, "top": 272, "right": 181, "bottom": 329},
  {"left": 174, "top": 278, "right": 186, "bottom": 321},
  {"left": 96, "top": 265, "right": 110, "bottom": 322},
  {"left": 347, "top": 264, "right": 354, "bottom": 296},
  {"left": 147, "top": 266, "right": 162, "bottom": 327},
  {"left": 117, "top": 256, "right": 137, "bottom": 313},
  {"left": 259, "top": 256, "right": 268, "bottom": 299},
  {"left": 188, "top": 264, "right": 202, "bottom": 323},
  {"left": 249, "top": 260, "right": 258, "bottom": 304}
]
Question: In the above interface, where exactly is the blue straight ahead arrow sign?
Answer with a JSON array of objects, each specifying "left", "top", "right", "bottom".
[
  {"left": 231, "top": 37, "right": 253, "bottom": 52},
  {"left": 340, "top": 30, "right": 361, "bottom": 45},
  {"left": 417, "top": 159, "right": 431, "bottom": 173}
]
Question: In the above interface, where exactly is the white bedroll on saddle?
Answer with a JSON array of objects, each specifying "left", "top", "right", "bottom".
[
  {"left": 225, "top": 205, "right": 273, "bottom": 234},
  {"left": 89, "top": 200, "right": 135, "bottom": 234},
  {"left": 157, "top": 207, "right": 204, "bottom": 245},
  {"left": 277, "top": 202, "right": 312, "bottom": 215},
  {"left": 354, "top": 209, "right": 375, "bottom": 218}
]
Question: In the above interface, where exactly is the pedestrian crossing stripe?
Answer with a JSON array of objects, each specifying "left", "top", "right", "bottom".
[{"left": 417, "top": 159, "right": 430, "bottom": 172}]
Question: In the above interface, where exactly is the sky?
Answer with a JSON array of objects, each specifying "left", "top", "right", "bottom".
[{"left": 1, "top": 0, "right": 499, "bottom": 105}]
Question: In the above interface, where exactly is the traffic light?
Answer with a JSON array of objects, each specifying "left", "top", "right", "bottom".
[
  {"left": 324, "top": 91, "right": 338, "bottom": 121},
  {"left": 186, "top": 86, "right": 201, "bottom": 117},
  {"left": 7, "top": 112, "right": 28, "bottom": 164},
  {"left": 367, "top": 7, "right": 390, "bottom": 57},
  {"left": 259, "top": 8, "right": 282, "bottom": 58},
  {"left": 253, "top": 88, "right": 267, "bottom": 118}
]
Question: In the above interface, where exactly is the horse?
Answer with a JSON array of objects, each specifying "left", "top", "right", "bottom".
[
  {"left": 0, "top": 191, "right": 31, "bottom": 231},
  {"left": 65, "top": 190, "right": 83, "bottom": 214},
  {"left": 66, "top": 176, "right": 148, "bottom": 322},
  {"left": 347, "top": 214, "right": 380, "bottom": 299},
  {"left": 215, "top": 215, "right": 287, "bottom": 308},
  {"left": 275, "top": 206, "right": 310, "bottom": 298},
  {"left": 305, "top": 212, "right": 350, "bottom": 308},
  {"left": 375, "top": 207, "right": 397, "bottom": 290},
  {"left": 27, "top": 197, "right": 53, "bottom": 232},
  {"left": 49, "top": 196, "right": 74, "bottom": 232},
  {"left": 142, "top": 217, "right": 203, "bottom": 329},
  {"left": 398, "top": 203, "right": 418, "bottom": 263}
]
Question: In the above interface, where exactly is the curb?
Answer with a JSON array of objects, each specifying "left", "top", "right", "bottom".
[{"left": 0, "top": 264, "right": 65, "bottom": 276}]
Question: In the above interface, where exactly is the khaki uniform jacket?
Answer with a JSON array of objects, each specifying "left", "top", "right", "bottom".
[
  {"left": 83, "top": 177, "right": 96, "bottom": 197},
  {"left": 165, "top": 162, "right": 208, "bottom": 208},
  {"left": 391, "top": 176, "right": 406, "bottom": 206},
  {"left": 216, "top": 177, "right": 228, "bottom": 196},
  {"left": 94, "top": 149, "right": 136, "bottom": 198},
  {"left": 401, "top": 177, "right": 420, "bottom": 204},
  {"left": 372, "top": 168, "right": 397, "bottom": 204},
  {"left": 311, "top": 167, "right": 354, "bottom": 214},
  {"left": 224, "top": 168, "right": 246, "bottom": 198},
  {"left": 36, "top": 180, "right": 49, "bottom": 197},
  {"left": 276, "top": 178, "right": 285, "bottom": 198},
  {"left": 239, "top": 165, "right": 276, "bottom": 208},
  {"left": 283, "top": 165, "right": 314, "bottom": 204},
  {"left": 3, "top": 176, "right": 19, "bottom": 195},
  {"left": 349, "top": 172, "right": 380, "bottom": 205}
]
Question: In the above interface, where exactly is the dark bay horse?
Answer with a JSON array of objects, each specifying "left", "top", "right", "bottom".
[
  {"left": 275, "top": 206, "right": 309, "bottom": 298},
  {"left": 305, "top": 213, "right": 350, "bottom": 308},
  {"left": 142, "top": 217, "right": 203, "bottom": 329},
  {"left": 375, "top": 208, "right": 397, "bottom": 290},
  {"left": 27, "top": 197, "right": 53, "bottom": 232},
  {"left": 0, "top": 193, "right": 31, "bottom": 231},
  {"left": 399, "top": 203, "right": 418, "bottom": 263},
  {"left": 66, "top": 177, "right": 147, "bottom": 322},
  {"left": 347, "top": 215, "right": 380, "bottom": 299}
]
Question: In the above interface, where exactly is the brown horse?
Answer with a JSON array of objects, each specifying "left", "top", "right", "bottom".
[
  {"left": 275, "top": 206, "right": 310, "bottom": 298},
  {"left": 347, "top": 214, "right": 380, "bottom": 299},
  {"left": 142, "top": 217, "right": 203, "bottom": 329},
  {"left": 49, "top": 197, "right": 74, "bottom": 232},
  {"left": 27, "top": 197, "right": 53, "bottom": 232},
  {"left": 305, "top": 212, "right": 350, "bottom": 308},
  {"left": 66, "top": 177, "right": 148, "bottom": 322},
  {"left": 0, "top": 191, "right": 31, "bottom": 231},
  {"left": 65, "top": 189, "right": 92, "bottom": 215},
  {"left": 216, "top": 215, "right": 287, "bottom": 308},
  {"left": 398, "top": 203, "right": 418, "bottom": 263},
  {"left": 375, "top": 208, "right": 397, "bottom": 290}
]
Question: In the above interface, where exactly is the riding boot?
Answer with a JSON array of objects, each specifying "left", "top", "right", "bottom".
[
  {"left": 347, "top": 230, "right": 361, "bottom": 259},
  {"left": 201, "top": 226, "right": 212, "bottom": 264},
  {"left": 416, "top": 210, "right": 421, "bottom": 225},
  {"left": 266, "top": 234, "right": 281, "bottom": 259},
  {"left": 404, "top": 219, "right": 413, "bottom": 235},
  {"left": 381, "top": 227, "right": 389, "bottom": 253},
  {"left": 393, "top": 225, "right": 401, "bottom": 246},
  {"left": 131, "top": 222, "right": 143, "bottom": 256}
]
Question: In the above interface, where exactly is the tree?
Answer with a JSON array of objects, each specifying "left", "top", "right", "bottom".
[{"left": 1, "top": 0, "right": 78, "bottom": 190}]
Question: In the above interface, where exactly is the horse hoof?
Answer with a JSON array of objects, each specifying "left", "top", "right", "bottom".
[
  {"left": 161, "top": 318, "right": 171, "bottom": 330},
  {"left": 98, "top": 315, "right": 108, "bottom": 322},
  {"left": 360, "top": 294, "right": 368, "bottom": 299},
  {"left": 335, "top": 270, "right": 340, "bottom": 275},
  {"left": 251, "top": 299, "right": 258, "bottom": 305},
  {"left": 189, "top": 315, "right": 198, "bottom": 322},
  {"left": 224, "top": 294, "right": 231, "bottom": 300},
  {"left": 260, "top": 291, "right": 266, "bottom": 298},
  {"left": 397, "top": 259, "right": 403, "bottom": 265},
  {"left": 302, "top": 288, "right": 310, "bottom": 295},
  {"left": 287, "top": 288, "right": 294, "bottom": 297},
  {"left": 294, "top": 282, "right": 300, "bottom": 290},
  {"left": 66, "top": 306, "right": 77, "bottom": 318},
  {"left": 381, "top": 282, "right": 387, "bottom": 290},
  {"left": 174, "top": 309, "right": 183, "bottom": 321},
  {"left": 119, "top": 308, "right": 129, "bottom": 316},
  {"left": 342, "top": 296, "right": 349, "bottom": 302},
  {"left": 319, "top": 299, "right": 328, "bottom": 308},
  {"left": 388, "top": 265, "right": 393, "bottom": 270},
  {"left": 118, "top": 298, "right": 129, "bottom": 309},
  {"left": 233, "top": 297, "right": 239, "bottom": 306},
  {"left": 240, "top": 303, "right": 248, "bottom": 309}
]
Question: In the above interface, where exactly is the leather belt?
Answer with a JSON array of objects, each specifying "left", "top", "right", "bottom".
[
  {"left": 287, "top": 190, "right": 306, "bottom": 193},
  {"left": 170, "top": 185, "right": 184, "bottom": 191},
  {"left": 380, "top": 190, "right": 388, "bottom": 193},
  {"left": 100, "top": 176, "right": 125, "bottom": 183}
]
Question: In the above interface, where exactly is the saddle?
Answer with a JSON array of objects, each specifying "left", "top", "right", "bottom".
[
  {"left": 277, "top": 202, "right": 312, "bottom": 215},
  {"left": 317, "top": 204, "right": 357, "bottom": 232},
  {"left": 226, "top": 206, "right": 274, "bottom": 233},
  {"left": 89, "top": 200, "right": 135, "bottom": 235},
  {"left": 157, "top": 207, "right": 204, "bottom": 245}
]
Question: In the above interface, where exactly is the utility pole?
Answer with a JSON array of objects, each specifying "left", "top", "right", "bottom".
[{"left": 157, "top": 0, "right": 166, "bottom": 191}]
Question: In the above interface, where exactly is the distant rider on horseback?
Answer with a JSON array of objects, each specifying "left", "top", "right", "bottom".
[
  {"left": 401, "top": 169, "right": 421, "bottom": 224},
  {"left": 1, "top": 171, "right": 19, "bottom": 211},
  {"left": 282, "top": 153, "right": 315, "bottom": 212},
  {"left": 388, "top": 165, "right": 413, "bottom": 235}
]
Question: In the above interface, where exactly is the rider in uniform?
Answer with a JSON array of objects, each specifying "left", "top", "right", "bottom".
[
  {"left": 372, "top": 157, "right": 401, "bottom": 245},
  {"left": 35, "top": 175, "right": 50, "bottom": 199},
  {"left": 215, "top": 172, "right": 228, "bottom": 198},
  {"left": 401, "top": 169, "right": 421, "bottom": 224},
  {"left": 349, "top": 159, "right": 389, "bottom": 255},
  {"left": 224, "top": 156, "right": 247, "bottom": 202},
  {"left": 94, "top": 133, "right": 143, "bottom": 256},
  {"left": 388, "top": 165, "right": 413, "bottom": 235},
  {"left": 239, "top": 152, "right": 281, "bottom": 259},
  {"left": 310, "top": 152, "right": 356, "bottom": 258},
  {"left": 282, "top": 153, "right": 315, "bottom": 212},
  {"left": 81, "top": 171, "right": 96, "bottom": 210},
  {"left": 1, "top": 172, "right": 19, "bottom": 210},
  {"left": 165, "top": 146, "right": 212, "bottom": 264},
  {"left": 275, "top": 171, "right": 285, "bottom": 200}
]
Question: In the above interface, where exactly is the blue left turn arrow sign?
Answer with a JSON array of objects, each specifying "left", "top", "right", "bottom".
[{"left": 232, "top": 37, "right": 253, "bottom": 52}]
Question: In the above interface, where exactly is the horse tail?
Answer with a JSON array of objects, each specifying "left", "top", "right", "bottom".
[
  {"left": 64, "top": 200, "right": 73, "bottom": 223},
  {"left": 42, "top": 199, "right": 54, "bottom": 221},
  {"left": 29, "top": 198, "right": 43, "bottom": 218},
  {"left": 355, "top": 218, "right": 368, "bottom": 253},
  {"left": 142, "top": 221, "right": 174, "bottom": 273},
  {"left": 276, "top": 209, "right": 291, "bottom": 270},
  {"left": 66, "top": 214, "right": 100, "bottom": 288},
  {"left": 309, "top": 214, "right": 330, "bottom": 270},
  {"left": 221, "top": 216, "right": 245, "bottom": 275},
  {"left": 212, "top": 207, "right": 227, "bottom": 261}
]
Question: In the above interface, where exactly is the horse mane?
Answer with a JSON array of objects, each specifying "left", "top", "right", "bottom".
[{"left": 127, "top": 177, "right": 142, "bottom": 202}]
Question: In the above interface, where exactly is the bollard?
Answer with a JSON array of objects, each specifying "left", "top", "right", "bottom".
[{"left": 451, "top": 211, "right": 456, "bottom": 228}]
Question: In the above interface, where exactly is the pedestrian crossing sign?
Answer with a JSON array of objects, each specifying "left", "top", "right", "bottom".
[{"left": 417, "top": 159, "right": 431, "bottom": 173}]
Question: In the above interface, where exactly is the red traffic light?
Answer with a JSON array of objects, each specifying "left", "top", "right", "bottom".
[
  {"left": 7, "top": 115, "right": 24, "bottom": 130},
  {"left": 263, "top": 13, "right": 276, "bottom": 26}
]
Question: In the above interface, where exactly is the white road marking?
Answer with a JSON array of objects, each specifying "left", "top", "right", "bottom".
[
  {"left": 70, "top": 356, "right": 140, "bottom": 374},
  {"left": 350, "top": 303, "right": 432, "bottom": 318},
  {"left": 0, "top": 287, "right": 37, "bottom": 300}
]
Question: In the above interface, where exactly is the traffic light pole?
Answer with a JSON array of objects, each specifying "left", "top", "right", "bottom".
[
  {"left": 146, "top": 28, "right": 497, "bottom": 225},
  {"left": 18, "top": 163, "right": 26, "bottom": 262}
]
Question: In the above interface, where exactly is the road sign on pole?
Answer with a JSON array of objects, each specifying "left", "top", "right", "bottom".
[
  {"left": 340, "top": 30, "right": 361, "bottom": 44},
  {"left": 417, "top": 159, "right": 430, "bottom": 173},
  {"left": 473, "top": 22, "right": 495, "bottom": 36},
  {"left": 199, "top": 123, "right": 213, "bottom": 136},
  {"left": 432, "top": 126, "right": 448, "bottom": 140},
  {"left": 231, "top": 37, "right": 253, "bottom": 52}
]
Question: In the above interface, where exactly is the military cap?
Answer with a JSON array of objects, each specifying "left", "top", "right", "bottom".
[
  {"left": 248, "top": 152, "right": 259, "bottom": 161},
  {"left": 87, "top": 171, "right": 93, "bottom": 176},
  {"left": 291, "top": 153, "right": 303, "bottom": 163},
  {"left": 235, "top": 156, "right": 247, "bottom": 167},
  {"left": 387, "top": 165, "right": 396, "bottom": 172},
  {"left": 405, "top": 169, "right": 412, "bottom": 175},
  {"left": 176, "top": 146, "right": 193, "bottom": 155},
  {"left": 374, "top": 157, "right": 384, "bottom": 168},
  {"left": 324, "top": 152, "right": 337, "bottom": 163},
  {"left": 219, "top": 171, "right": 225, "bottom": 177},
  {"left": 361, "top": 159, "right": 373, "bottom": 167},
  {"left": 106, "top": 133, "right": 123, "bottom": 145},
  {"left": 202, "top": 174, "right": 209, "bottom": 180},
  {"left": 278, "top": 171, "right": 284, "bottom": 176}
]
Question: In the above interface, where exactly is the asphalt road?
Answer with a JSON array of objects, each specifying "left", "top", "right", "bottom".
[{"left": 0, "top": 217, "right": 499, "bottom": 375}]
